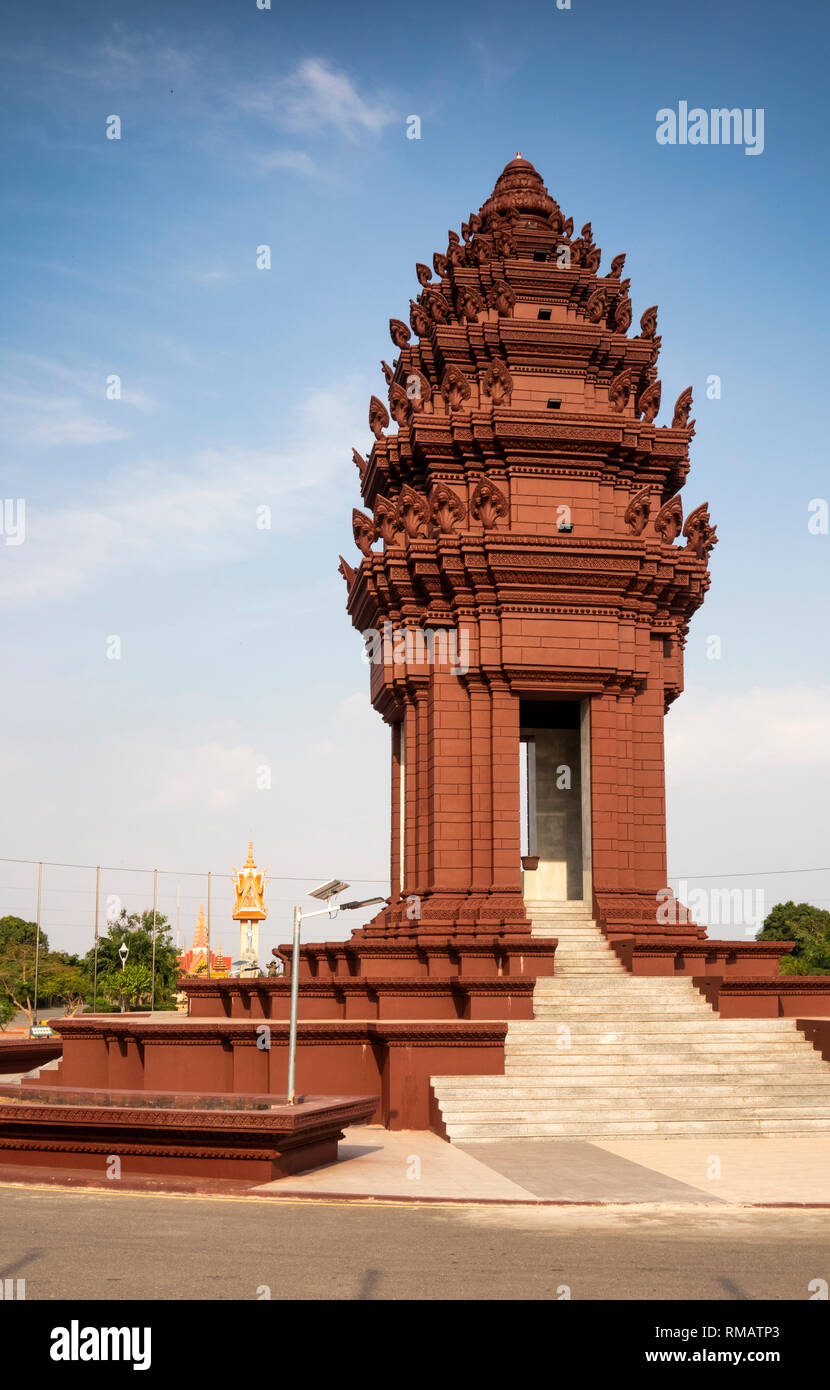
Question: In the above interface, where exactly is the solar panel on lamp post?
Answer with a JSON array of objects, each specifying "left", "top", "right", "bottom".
[{"left": 286, "top": 882, "right": 387, "bottom": 1105}]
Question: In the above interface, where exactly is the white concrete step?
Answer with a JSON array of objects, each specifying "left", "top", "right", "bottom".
[
  {"left": 446, "top": 1118, "right": 830, "bottom": 1139},
  {"left": 435, "top": 1081, "right": 830, "bottom": 1099},
  {"left": 435, "top": 1101, "right": 830, "bottom": 1120},
  {"left": 503, "top": 1066, "right": 826, "bottom": 1081},
  {"left": 430, "top": 898, "right": 830, "bottom": 1141},
  {"left": 508, "top": 1023, "right": 806, "bottom": 1034}
]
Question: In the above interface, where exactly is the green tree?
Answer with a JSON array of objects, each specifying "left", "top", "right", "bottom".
[
  {"left": 83, "top": 909, "right": 179, "bottom": 1007},
  {"left": 0, "top": 915, "right": 50, "bottom": 952},
  {"left": 0, "top": 996, "right": 16, "bottom": 1030},
  {"left": 757, "top": 901, "right": 830, "bottom": 976},
  {"left": 0, "top": 934, "right": 42, "bottom": 1023},
  {"left": 0, "top": 916, "right": 92, "bottom": 1020},
  {"left": 99, "top": 963, "right": 153, "bottom": 1011},
  {"left": 37, "top": 960, "right": 89, "bottom": 1014}
]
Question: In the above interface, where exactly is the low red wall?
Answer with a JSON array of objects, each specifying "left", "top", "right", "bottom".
[
  {"left": 613, "top": 936, "right": 795, "bottom": 979},
  {"left": 0, "top": 1037, "right": 62, "bottom": 1074},
  {"left": 39, "top": 1018, "right": 507, "bottom": 1132},
  {"left": 693, "top": 977, "right": 830, "bottom": 1019},
  {"left": 180, "top": 932, "right": 555, "bottom": 1024}
]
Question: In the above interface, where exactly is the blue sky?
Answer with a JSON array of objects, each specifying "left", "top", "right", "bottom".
[{"left": 1, "top": 0, "right": 829, "bottom": 953}]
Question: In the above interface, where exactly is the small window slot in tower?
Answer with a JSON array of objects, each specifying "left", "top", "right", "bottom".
[
  {"left": 537, "top": 308, "right": 552, "bottom": 321},
  {"left": 547, "top": 398, "right": 562, "bottom": 409},
  {"left": 533, "top": 250, "right": 546, "bottom": 262}
]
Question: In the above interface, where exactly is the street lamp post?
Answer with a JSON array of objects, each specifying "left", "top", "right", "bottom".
[
  {"left": 285, "top": 881, "right": 386, "bottom": 1105},
  {"left": 118, "top": 939, "right": 129, "bottom": 1014}
]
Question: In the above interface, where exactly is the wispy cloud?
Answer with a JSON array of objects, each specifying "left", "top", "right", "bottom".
[
  {"left": 0, "top": 376, "right": 368, "bottom": 610},
  {"left": 239, "top": 58, "right": 396, "bottom": 142},
  {"left": 49, "top": 30, "right": 199, "bottom": 91},
  {"left": 468, "top": 37, "right": 524, "bottom": 85},
  {"left": 0, "top": 355, "right": 157, "bottom": 450},
  {"left": 0, "top": 390, "right": 128, "bottom": 448},
  {"left": 256, "top": 149, "right": 319, "bottom": 177}
]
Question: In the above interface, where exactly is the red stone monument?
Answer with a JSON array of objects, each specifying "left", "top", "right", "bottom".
[{"left": 345, "top": 152, "right": 716, "bottom": 949}]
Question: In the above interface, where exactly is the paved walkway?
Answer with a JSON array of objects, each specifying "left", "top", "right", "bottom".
[{"left": 256, "top": 1126, "right": 830, "bottom": 1205}]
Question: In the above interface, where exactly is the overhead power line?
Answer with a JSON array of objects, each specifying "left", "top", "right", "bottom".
[
  {"left": 0, "top": 856, "right": 389, "bottom": 883},
  {"left": 670, "top": 865, "right": 830, "bottom": 880}
]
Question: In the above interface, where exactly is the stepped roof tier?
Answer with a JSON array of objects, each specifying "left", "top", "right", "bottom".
[{"left": 342, "top": 153, "right": 716, "bottom": 718}]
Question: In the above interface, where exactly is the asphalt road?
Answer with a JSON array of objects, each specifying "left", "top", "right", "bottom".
[{"left": 2, "top": 1186, "right": 829, "bottom": 1301}]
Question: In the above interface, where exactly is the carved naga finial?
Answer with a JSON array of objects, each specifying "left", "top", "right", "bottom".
[
  {"left": 489, "top": 279, "right": 516, "bottom": 316},
  {"left": 471, "top": 478, "right": 509, "bottom": 530},
  {"left": 433, "top": 251, "right": 449, "bottom": 278},
  {"left": 672, "top": 386, "right": 695, "bottom": 431},
  {"left": 380, "top": 360, "right": 395, "bottom": 385},
  {"left": 608, "top": 366, "right": 633, "bottom": 413},
  {"left": 455, "top": 285, "right": 484, "bottom": 322},
  {"left": 415, "top": 262, "right": 433, "bottom": 286},
  {"left": 409, "top": 298, "right": 431, "bottom": 338},
  {"left": 368, "top": 395, "right": 390, "bottom": 439},
  {"left": 446, "top": 230, "right": 465, "bottom": 266},
  {"left": 612, "top": 294, "right": 632, "bottom": 334},
  {"left": 389, "top": 318, "right": 411, "bottom": 349},
  {"left": 441, "top": 365, "right": 472, "bottom": 412},
  {"left": 405, "top": 370, "right": 432, "bottom": 413},
  {"left": 352, "top": 508, "right": 376, "bottom": 557},
  {"left": 352, "top": 448, "right": 368, "bottom": 482},
  {"left": 424, "top": 288, "right": 451, "bottom": 324},
  {"left": 374, "top": 494, "right": 403, "bottom": 547},
  {"left": 654, "top": 495, "right": 684, "bottom": 544},
  {"left": 389, "top": 318, "right": 411, "bottom": 350},
  {"left": 683, "top": 503, "right": 718, "bottom": 559},
  {"left": 338, "top": 554, "right": 356, "bottom": 587},
  {"left": 398, "top": 484, "right": 430, "bottom": 540},
  {"left": 609, "top": 253, "right": 626, "bottom": 279},
  {"left": 388, "top": 382, "right": 409, "bottom": 428},
  {"left": 430, "top": 482, "right": 466, "bottom": 536},
  {"left": 639, "top": 305, "right": 658, "bottom": 340},
  {"left": 624, "top": 487, "right": 652, "bottom": 536},
  {"left": 585, "top": 287, "right": 607, "bottom": 323},
  {"left": 637, "top": 379, "right": 662, "bottom": 423},
  {"left": 492, "top": 226, "right": 516, "bottom": 257},
  {"left": 482, "top": 359, "right": 514, "bottom": 407}
]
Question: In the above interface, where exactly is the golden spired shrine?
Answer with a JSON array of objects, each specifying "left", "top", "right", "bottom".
[
  {"left": 179, "top": 905, "right": 231, "bottom": 977},
  {"left": 232, "top": 840, "right": 269, "bottom": 974}
]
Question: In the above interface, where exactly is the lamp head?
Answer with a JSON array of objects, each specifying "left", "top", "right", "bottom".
[{"left": 307, "top": 879, "right": 350, "bottom": 902}]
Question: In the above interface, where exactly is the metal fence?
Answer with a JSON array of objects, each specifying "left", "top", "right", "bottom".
[{"left": 0, "top": 856, "right": 390, "bottom": 1020}]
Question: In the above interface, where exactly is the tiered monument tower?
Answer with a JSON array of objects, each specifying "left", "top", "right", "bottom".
[{"left": 345, "top": 153, "right": 716, "bottom": 946}]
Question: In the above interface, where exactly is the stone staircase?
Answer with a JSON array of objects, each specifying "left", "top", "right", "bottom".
[{"left": 431, "top": 901, "right": 830, "bottom": 1140}]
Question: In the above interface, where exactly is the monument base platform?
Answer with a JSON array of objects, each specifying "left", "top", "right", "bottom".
[{"left": 0, "top": 1085, "right": 376, "bottom": 1184}]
